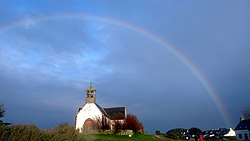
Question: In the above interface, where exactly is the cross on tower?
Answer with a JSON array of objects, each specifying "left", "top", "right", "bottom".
[{"left": 85, "top": 83, "right": 96, "bottom": 103}]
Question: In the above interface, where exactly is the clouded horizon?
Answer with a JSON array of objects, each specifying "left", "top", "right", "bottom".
[{"left": 0, "top": 0, "right": 250, "bottom": 133}]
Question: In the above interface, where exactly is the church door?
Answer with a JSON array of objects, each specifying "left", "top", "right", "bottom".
[{"left": 84, "top": 118, "right": 94, "bottom": 129}]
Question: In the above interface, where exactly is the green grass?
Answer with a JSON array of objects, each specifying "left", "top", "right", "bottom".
[
  {"left": 0, "top": 124, "right": 179, "bottom": 141},
  {"left": 79, "top": 133, "right": 238, "bottom": 141},
  {"left": 79, "top": 133, "right": 173, "bottom": 141}
]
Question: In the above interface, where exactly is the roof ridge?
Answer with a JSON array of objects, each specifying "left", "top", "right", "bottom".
[
  {"left": 103, "top": 106, "right": 125, "bottom": 109},
  {"left": 94, "top": 103, "right": 109, "bottom": 117}
]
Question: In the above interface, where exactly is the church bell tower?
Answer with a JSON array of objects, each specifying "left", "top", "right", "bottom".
[{"left": 85, "top": 85, "right": 96, "bottom": 103}]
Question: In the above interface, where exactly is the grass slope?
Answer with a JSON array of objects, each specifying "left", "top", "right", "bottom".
[
  {"left": 0, "top": 124, "right": 175, "bottom": 141},
  {"left": 80, "top": 133, "right": 173, "bottom": 141}
]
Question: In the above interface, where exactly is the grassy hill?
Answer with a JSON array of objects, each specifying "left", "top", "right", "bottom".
[
  {"left": 79, "top": 133, "right": 172, "bottom": 141},
  {"left": 0, "top": 123, "right": 174, "bottom": 141},
  {"left": 0, "top": 124, "right": 237, "bottom": 141}
]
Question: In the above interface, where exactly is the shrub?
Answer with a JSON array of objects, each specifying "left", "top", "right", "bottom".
[
  {"left": 0, "top": 123, "right": 80, "bottom": 141},
  {"left": 155, "top": 130, "right": 161, "bottom": 135},
  {"left": 0, "top": 124, "right": 11, "bottom": 141},
  {"left": 165, "top": 128, "right": 187, "bottom": 140},
  {"left": 189, "top": 127, "right": 202, "bottom": 136},
  {"left": 124, "top": 114, "right": 144, "bottom": 133},
  {"left": 49, "top": 123, "right": 79, "bottom": 141},
  {"left": 3, "top": 124, "right": 47, "bottom": 141}
]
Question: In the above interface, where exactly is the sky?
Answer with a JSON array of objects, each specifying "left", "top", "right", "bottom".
[{"left": 0, "top": 0, "right": 250, "bottom": 133}]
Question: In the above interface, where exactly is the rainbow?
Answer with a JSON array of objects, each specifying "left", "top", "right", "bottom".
[{"left": 0, "top": 13, "right": 232, "bottom": 127}]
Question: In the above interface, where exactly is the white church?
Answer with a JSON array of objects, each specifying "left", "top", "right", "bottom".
[{"left": 75, "top": 85, "right": 126, "bottom": 132}]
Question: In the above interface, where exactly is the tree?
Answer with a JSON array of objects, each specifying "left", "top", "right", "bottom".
[
  {"left": 155, "top": 130, "right": 161, "bottom": 135},
  {"left": 0, "top": 104, "right": 4, "bottom": 123},
  {"left": 0, "top": 104, "right": 10, "bottom": 126},
  {"left": 93, "top": 115, "right": 110, "bottom": 130},
  {"left": 189, "top": 127, "right": 202, "bottom": 136},
  {"left": 241, "top": 106, "right": 250, "bottom": 120},
  {"left": 101, "top": 116, "right": 110, "bottom": 130},
  {"left": 111, "top": 113, "right": 126, "bottom": 133},
  {"left": 124, "top": 114, "right": 144, "bottom": 133},
  {"left": 165, "top": 128, "right": 187, "bottom": 139}
]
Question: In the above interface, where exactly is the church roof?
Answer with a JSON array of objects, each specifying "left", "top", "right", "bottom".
[
  {"left": 235, "top": 119, "right": 250, "bottom": 130},
  {"left": 103, "top": 107, "right": 126, "bottom": 120},
  {"left": 94, "top": 103, "right": 109, "bottom": 117}
]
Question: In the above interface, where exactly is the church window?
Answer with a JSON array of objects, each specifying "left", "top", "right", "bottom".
[
  {"left": 239, "top": 134, "right": 242, "bottom": 139},
  {"left": 244, "top": 133, "right": 248, "bottom": 140}
]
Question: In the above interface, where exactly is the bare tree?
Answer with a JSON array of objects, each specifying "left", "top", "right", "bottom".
[
  {"left": 241, "top": 106, "right": 250, "bottom": 120},
  {"left": 101, "top": 116, "right": 110, "bottom": 130},
  {"left": 111, "top": 113, "right": 125, "bottom": 133},
  {"left": 93, "top": 115, "right": 110, "bottom": 130}
]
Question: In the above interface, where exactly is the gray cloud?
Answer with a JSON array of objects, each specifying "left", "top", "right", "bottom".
[{"left": 0, "top": 0, "right": 250, "bottom": 134}]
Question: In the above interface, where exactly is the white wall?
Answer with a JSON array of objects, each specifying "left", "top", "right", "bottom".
[
  {"left": 236, "top": 130, "right": 250, "bottom": 140},
  {"left": 224, "top": 128, "right": 236, "bottom": 137},
  {"left": 75, "top": 103, "right": 103, "bottom": 133}
]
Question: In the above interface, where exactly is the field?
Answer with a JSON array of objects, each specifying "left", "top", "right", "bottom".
[
  {"left": 0, "top": 124, "right": 175, "bottom": 141},
  {"left": 79, "top": 133, "right": 172, "bottom": 141},
  {"left": 1, "top": 124, "right": 236, "bottom": 141}
]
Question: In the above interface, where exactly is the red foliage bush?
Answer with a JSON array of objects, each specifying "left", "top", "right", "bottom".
[{"left": 124, "top": 114, "right": 144, "bottom": 133}]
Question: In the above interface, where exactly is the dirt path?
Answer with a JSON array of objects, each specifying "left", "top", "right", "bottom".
[{"left": 154, "top": 135, "right": 163, "bottom": 139}]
